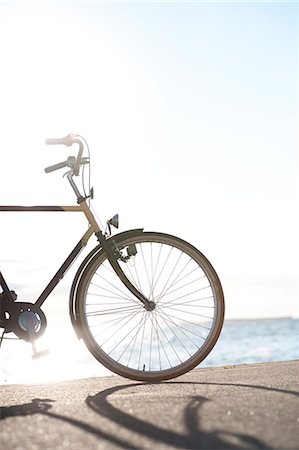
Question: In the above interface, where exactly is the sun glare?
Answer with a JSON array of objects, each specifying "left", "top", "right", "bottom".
[
  {"left": 0, "top": 3, "right": 146, "bottom": 151},
  {"left": 2, "top": 317, "right": 111, "bottom": 384}
]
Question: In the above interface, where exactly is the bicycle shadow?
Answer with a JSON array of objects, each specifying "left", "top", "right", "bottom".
[
  {"left": 1, "top": 381, "right": 297, "bottom": 449},
  {"left": 0, "top": 394, "right": 255, "bottom": 450}
]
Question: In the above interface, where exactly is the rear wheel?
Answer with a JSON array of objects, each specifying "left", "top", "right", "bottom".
[{"left": 76, "top": 231, "right": 224, "bottom": 381}]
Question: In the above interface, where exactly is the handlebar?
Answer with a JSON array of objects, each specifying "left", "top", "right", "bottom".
[{"left": 44, "top": 134, "right": 86, "bottom": 176}]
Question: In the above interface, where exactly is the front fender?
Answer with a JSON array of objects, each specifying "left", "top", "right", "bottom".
[{"left": 69, "top": 228, "right": 144, "bottom": 339}]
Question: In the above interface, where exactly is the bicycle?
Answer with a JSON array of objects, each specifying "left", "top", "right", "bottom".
[{"left": 0, "top": 134, "right": 224, "bottom": 382}]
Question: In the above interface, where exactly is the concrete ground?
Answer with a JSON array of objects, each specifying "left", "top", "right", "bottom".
[{"left": 0, "top": 360, "right": 298, "bottom": 449}]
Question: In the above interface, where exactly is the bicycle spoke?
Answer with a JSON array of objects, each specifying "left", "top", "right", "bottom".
[
  {"left": 157, "top": 310, "right": 196, "bottom": 356},
  {"left": 116, "top": 311, "right": 148, "bottom": 364},
  {"left": 94, "top": 271, "right": 139, "bottom": 305},
  {"left": 161, "top": 304, "right": 214, "bottom": 320},
  {"left": 150, "top": 245, "right": 174, "bottom": 298},
  {"left": 152, "top": 312, "right": 182, "bottom": 365},
  {"left": 127, "top": 310, "right": 147, "bottom": 368},
  {"left": 86, "top": 298, "right": 140, "bottom": 306},
  {"left": 92, "top": 308, "right": 142, "bottom": 344},
  {"left": 150, "top": 243, "right": 163, "bottom": 299},
  {"left": 158, "top": 308, "right": 209, "bottom": 340},
  {"left": 125, "top": 261, "right": 143, "bottom": 296},
  {"left": 137, "top": 312, "right": 148, "bottom": 370},
  {"left": 89, "top": 281, "right": 136, "bottom": 301},
  {"left": 155, "top": 249, "right": 183, "bottom": 303},
  {"left": 154, "top": 311, "right": 162, "bottom": 371},
  {"left": 158, "top": 308, "right": 213, "bottom": 331},
  {"left": 156, "top": 277, "right": 208, "bottom": 304},
  {"left": 158, "top": 286, "right": 212, "bottom": 305},
  {"left": 107, "top": 310, "right": 148, "bottom": 357},
  {"left": 85, "top": 304, "right": 140, "bottom": 317},
  {"left": 162, "top": 265, "right": 204, "bottom": 292},
  {"left": 159, "top": 295, "right": 214, "bottom": 306},
  {"left": 87, "top": 310, "right": 142, "bottom": 331}
]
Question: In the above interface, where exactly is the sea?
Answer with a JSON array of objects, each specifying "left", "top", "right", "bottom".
[{"left": 0, "top": 317, "right": 298, "bottom": 384}]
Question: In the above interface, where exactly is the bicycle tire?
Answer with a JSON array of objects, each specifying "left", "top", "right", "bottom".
[{"left": 75, "top": 231, "right": 224, "bottom": 381}]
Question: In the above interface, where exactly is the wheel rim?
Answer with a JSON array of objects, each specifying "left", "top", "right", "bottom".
[{"left": 80, "top": 233, "right": 224, "bottom": 379}]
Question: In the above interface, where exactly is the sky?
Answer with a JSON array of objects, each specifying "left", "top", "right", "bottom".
[{"left": 0, "top": 1, "right": 297, "bottom": 330}]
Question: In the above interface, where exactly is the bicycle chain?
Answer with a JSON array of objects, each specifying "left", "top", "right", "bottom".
[{"left": 1, "top": 336, "right": 20, "bottom": 340}]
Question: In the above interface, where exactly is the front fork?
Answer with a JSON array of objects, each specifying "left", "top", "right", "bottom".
[{"left": 96, "top": 232, "right": 156, "bottom": 312}]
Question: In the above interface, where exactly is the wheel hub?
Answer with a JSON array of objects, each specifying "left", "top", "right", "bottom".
[{"left": 144, "top": 300, "right": 156, "bottom": 312}]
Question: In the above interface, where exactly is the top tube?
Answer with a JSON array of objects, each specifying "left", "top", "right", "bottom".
[{"left": 0, "top": 206, "right": 82, "bottom": 212}]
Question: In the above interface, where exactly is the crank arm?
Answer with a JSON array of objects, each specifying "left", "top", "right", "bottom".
[{"left": 18, "top": 309, "right": 50, "bottom": 359}]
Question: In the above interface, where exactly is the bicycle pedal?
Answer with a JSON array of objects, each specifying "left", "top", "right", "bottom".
[{"left": 31, "top": 349, "right": 50, "bottom": 360}]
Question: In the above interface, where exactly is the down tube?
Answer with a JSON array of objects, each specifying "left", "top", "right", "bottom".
[{"left": 35, "top": 227, "right": 94, "bottom": 308}]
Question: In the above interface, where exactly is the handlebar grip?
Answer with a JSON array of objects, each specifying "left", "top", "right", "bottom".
[
  {"left": 45, "top": 138, "right": 65, "bottom": 145},
  {"left": 44, "top": 161, "right": 68, "bottom": 173},
  {"left": 45, "top": 134, "right": 77, "bottom": 147}
]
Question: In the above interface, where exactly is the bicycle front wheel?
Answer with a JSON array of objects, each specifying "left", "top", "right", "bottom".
[{"left": 76, "top": 231, "right": 224, "bottom": 381}]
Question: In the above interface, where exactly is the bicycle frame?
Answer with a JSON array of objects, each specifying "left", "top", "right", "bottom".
[
  {"left": 0, "top": 199, "right": 99, "bottom": 308},
  {"left": 0, "top": 136, "right": 151, "bottom": 352}
]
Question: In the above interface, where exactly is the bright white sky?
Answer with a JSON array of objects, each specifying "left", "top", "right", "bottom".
[{"left": 0, "top": 1, "right": 297, "bottom": 326}]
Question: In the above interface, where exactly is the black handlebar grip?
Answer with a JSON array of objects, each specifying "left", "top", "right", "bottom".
[{"left": 45, "top": 134, "right": 77, "bottom": 147}]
